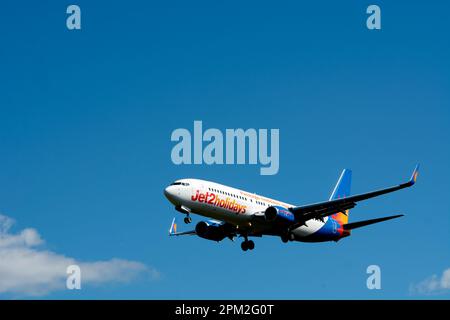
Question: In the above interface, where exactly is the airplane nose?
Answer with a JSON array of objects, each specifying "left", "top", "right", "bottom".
[
  {"left": 164, "top": 186, "right": 173, "bottom": 199},
  {"left": 164, "top": 185, "right": 180, "bottom": 205}
]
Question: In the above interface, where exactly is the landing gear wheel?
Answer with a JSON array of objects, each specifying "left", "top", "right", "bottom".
[
  {"left": 184, "top": 216, "right": 192, "bottom": 224},
  {"left": 289, "top": 232, "right": 295, "bottom": 241},
  {"left": 241, "top": 240, "right": 255, "bottom": 251},
  {"left": 281, "top": 235, "right": 289, "bottom": 243}
]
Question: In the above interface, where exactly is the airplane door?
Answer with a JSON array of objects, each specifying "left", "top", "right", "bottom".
[{"left": 184, "top": 182, "right": 194, "bottom": 200}]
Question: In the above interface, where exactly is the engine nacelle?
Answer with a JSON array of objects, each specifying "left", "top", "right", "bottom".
[
  {"left": 195, "top": 221, "right": 228, "bottom": 242},
  {"left": 265, "top": 206, "right": 295, "bottom": 222}
]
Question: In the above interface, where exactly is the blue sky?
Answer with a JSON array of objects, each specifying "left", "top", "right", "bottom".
[{"left": 0, "top": 1, "right": 449, "bottom": 299}]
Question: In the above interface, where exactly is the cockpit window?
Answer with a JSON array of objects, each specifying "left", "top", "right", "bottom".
[{"left": 170, "top": 182, "right": 190, "bottom": 186}]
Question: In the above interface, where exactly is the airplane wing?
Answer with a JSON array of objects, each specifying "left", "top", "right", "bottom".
[
  {"left": 168, "top": 218, "right": 196, "bottom": 236},
  {"left": 289, "top": 165, "right": 419, "bottom": 224}
]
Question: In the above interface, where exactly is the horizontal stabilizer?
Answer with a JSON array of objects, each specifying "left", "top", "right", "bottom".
[{"left": 343, "top": 214, "right": 404, "bottom": 230}]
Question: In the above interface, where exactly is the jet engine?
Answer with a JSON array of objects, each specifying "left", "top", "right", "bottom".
[
  {"left": 264, "top": 206, "right": 295, "bottom": 223},
  {"left": 195, "top": 221, "right": 229, "bottom": 242}
]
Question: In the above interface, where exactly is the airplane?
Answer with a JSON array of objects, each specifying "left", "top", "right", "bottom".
[{"left": 164, "top": 165, "right": 419, "bottom": 251}]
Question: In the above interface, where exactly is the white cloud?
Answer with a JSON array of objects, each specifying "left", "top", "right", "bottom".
[
  {"left": 410, "top": 268, "right": 450, "bottom": 295},
  {"left": 0, "top": 214, "right": 159, "bottom": 297}
]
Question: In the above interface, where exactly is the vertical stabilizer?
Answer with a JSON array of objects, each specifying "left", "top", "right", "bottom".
[{"left": 329, "top": 169, "right": 352, "bottom": 224}]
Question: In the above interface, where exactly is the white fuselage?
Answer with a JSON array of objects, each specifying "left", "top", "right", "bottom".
[{"left": 164, "top": 178, "right": 327, "bottom": 238}]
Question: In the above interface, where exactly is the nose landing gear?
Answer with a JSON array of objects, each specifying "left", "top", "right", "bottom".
[
  {"left": 175, "top": 205, "right": 192, "bottom": 224},
  {"left": 183, "top": 215, "right": 192, "bottom": 224}
]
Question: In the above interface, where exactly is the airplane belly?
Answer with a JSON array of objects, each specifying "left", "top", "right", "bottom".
[{"left": 292, "top": 217, "right": 327, "bottom": 237}]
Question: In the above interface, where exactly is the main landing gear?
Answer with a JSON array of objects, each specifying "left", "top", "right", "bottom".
[
  {"left": 241, "top": 237, "right": 255, "bottom": 251},
  {"left": 280, "top": 232, "right": 295, "bottom": 243}
]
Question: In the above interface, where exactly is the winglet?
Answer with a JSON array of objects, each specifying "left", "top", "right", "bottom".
[
  {"left": 169, "top": 217, "right": 177, "bottom": 236},
  {"left": 167, "top": 218, "right": 196, "bottom": 237},
  {"left": 409, "top": 164, "right": 420, "bottom": 185}
]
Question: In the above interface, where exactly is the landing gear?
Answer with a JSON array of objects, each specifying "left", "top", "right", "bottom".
[
  {"left": 183, "top": 216, "right": 192, "bottom": 224},
  {"left": 241, "top": 240, "right": 255, "bottom": 251},
  {"left": 175, "top": 205, "right": 192, "bottom": 224},
  {"left": 281, "top": 232, "right": 295, "bottom": 243}
]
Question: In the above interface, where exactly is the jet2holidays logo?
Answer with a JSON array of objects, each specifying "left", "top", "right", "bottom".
[{"left": 170, "top": 121, "right": 280, "bottom": 175}]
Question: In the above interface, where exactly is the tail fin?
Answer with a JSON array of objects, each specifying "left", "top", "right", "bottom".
[{"left": 329, "top": 169, "right": 352, "bottom": 224}]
